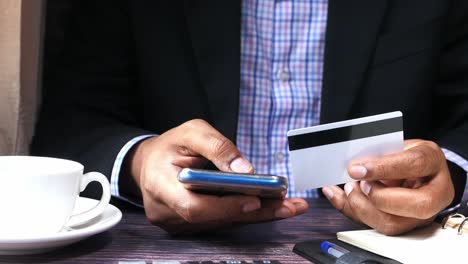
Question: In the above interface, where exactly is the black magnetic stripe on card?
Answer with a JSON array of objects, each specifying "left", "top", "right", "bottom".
[{"left": 288, "top": 117, "right": 403, "bottom": 151}]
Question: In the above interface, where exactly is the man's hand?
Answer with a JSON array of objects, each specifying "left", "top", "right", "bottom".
[
  {"left": 129, "top": 119, "right": 308, "bottom": 234},
  {"left": 322, "top": 140, "right": 455, "bottom": 235}
]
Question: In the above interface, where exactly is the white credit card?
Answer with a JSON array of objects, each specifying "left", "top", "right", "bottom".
[{"left": 287, "top": 111, "right": 404, "bottom": 191}]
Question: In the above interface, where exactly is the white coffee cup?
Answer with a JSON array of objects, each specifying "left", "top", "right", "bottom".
[{"left": 0, "top": 156, "right": 111, "bottom": 237}]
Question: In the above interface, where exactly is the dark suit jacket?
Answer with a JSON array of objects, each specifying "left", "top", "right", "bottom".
[{"left": 32, "top": 0, "right": 468, "bottom": 200}]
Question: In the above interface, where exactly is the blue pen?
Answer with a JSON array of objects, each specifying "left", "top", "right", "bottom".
[
  {"left": 320, "top": 241, "right": 350, "bottom": 259},
  {"left": 320, "top": 241, "right": 384, "bottom": 264}
]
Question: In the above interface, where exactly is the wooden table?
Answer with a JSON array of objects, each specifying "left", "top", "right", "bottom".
[{"left": 1, "top": 198, "right": 362, "bottom": 264}]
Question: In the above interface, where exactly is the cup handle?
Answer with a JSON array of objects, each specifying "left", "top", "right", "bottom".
[{"left": 66, "top": 172, "right": 111, "bottom": 227}]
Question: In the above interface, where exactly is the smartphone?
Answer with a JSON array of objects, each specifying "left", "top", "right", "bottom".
[{"left": 177, "top": 168, "right": 288, "bottom": 199}]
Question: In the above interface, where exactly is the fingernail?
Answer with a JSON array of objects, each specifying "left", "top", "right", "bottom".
[
  {"left": 275, "top": 207, "right": 292, "bottom": 218},
  {"left": 360, "top": 181, "right": 372, "bottom": 195},
  {"left": 242, "top": 201, "right": 260, "bottom": 213},
  {"left": 349, "top": 165, "right": 367, "bottom": 179},
  {"left": 293, "top": 201, "right": 308, "bottom": 212},
  {"left": 230, "top": 157, "right": 253, "bottom": 173},
  {"left": 322, "top": 187, "right": 335, "bottom": 200},
  {"left": 344, "top": 183, "right": 354, "bottom": 196}
]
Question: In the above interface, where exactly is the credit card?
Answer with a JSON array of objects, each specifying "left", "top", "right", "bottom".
[{"left": 287, "top": 111, "right": 404, "bottom": 191}]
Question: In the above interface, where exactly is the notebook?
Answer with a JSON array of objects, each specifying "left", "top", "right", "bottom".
[{"left": 336, "top": 215, "right": 468, "bottom": 264}]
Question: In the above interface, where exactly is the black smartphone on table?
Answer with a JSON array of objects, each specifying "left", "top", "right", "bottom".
[{"left": 177, "top": 168, "right": 288, "bottom": 199}]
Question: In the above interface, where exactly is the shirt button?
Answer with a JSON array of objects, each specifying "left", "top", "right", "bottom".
[
  {"left": 278, "top": 70, "right": 290, "bottom": 82},
  {"left": 275, "top": 152, "right": 285, "bottom": 163}
]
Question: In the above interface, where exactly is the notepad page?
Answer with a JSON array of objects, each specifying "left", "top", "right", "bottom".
[{"left": 337, "top": 223, "right": 468, "bottom": 264}]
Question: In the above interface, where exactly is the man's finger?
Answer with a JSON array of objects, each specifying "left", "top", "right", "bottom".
[
  {"left": 170, "top": 190, "right": 262, "bottom": 223},
  {"left": 342, "top": 182, "right": 428, "bottom": 235},
  {"left": 178, "top": 119, "right": 253, "bottom": 173},
  {"left": 230, "top": 198, "right": 309, "bottom": 224},
  {"left": 322, "top": 184, "right": 363, "bottom": 225},
  {"left": 164, "top": 180, "right": 306, "bottom": 224},
  {"left": 166, "top": 198, "right": 308, "bottom": 234},
  {"left": 360, "top": 178, "right": 453, "bottom": 219},
  {"left": 348, "top": 141, "right": 443, "bottom": 181}
]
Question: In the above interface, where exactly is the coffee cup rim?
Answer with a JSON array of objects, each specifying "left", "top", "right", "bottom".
[{"left": 0, "top": 155, "right": 84, "bottom": 175}]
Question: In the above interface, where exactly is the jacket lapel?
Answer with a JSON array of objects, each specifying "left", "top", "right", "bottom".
[
  {"left": 321, "top": 0, "right": 388, "bottom": 123},
  {"left": 184, "top": 0, "right": 241, "bottom": 142}
]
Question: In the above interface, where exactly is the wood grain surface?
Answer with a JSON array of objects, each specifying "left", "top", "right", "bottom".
[{"left": 0, "top": 198, "right": 363, "bottom": 264}]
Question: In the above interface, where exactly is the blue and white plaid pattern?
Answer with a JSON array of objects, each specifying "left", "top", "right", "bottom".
[
  {"left": 237, "top": 0, "right": 328, "bottom": 198},
  {"left": 111, "top": 135, "right": 154, "bottom": 207},
  {"left": 110, "top": 0, "right": 468, "bottom": 201}
]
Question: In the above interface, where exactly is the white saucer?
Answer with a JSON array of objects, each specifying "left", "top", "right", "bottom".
[{"left": 0, "top": 197, "right": 122, "bottom": 255}]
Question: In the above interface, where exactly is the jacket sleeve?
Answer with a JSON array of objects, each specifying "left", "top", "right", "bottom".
[
  {"left": 31, "top": 0, "right": 149, "bottom": 198},
  {"left": 435, "top": 0, "right": 468, "bottom": 158},
  {"left": 434, "top": 0, "right": 468, "bottom": 207}
]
